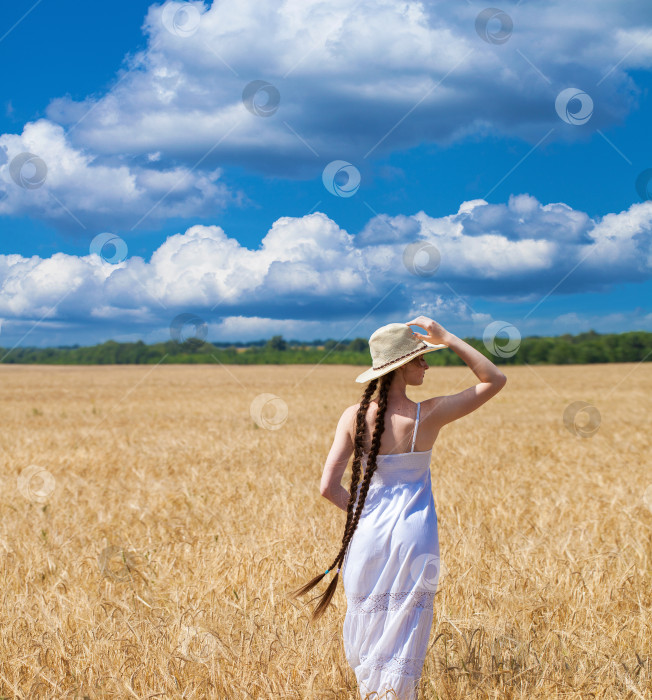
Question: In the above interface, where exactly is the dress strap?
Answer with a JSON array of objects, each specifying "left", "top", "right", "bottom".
[{"left": 410, "top": 402, "right": 421, "bottom": 452}]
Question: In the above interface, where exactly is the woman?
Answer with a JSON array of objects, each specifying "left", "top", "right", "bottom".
[{"left": 289, "top": 315, "right": 507, "bottom": 698}]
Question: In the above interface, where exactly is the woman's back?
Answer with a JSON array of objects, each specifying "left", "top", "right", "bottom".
[
  {"left": 297, "top": 317, "right": 507, "bottom": 698},
  {"left": 359, "top": 398, "right": 440, "bottom": 456},
  {"left": 343, "top": 398, "right": 440, "bottom": 698}
]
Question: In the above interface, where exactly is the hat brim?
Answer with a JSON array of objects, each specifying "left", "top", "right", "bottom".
[{"left": 354, "top": 341, "right": 448, "bottom": 383}]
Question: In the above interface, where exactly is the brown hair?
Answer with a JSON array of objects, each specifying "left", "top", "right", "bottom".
[{"left": 288, "top": 370, "right": 395, "bottom": 621}]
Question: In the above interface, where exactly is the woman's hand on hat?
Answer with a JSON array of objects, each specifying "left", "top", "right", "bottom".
[{"left": 405, "top": 316, "right": 450, "bottom": 345}]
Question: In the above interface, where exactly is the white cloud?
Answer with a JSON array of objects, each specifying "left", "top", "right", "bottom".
[
  {"left": 36, "top": 0, "right": 652, "bottom": 179},
  {"left": 210, "top": 315, "right": 345, "bottom": 342},
  {"left": 405, "top": 296, "right": 473, "bottom": 324},
  {"left": 0, "top": 195, "right": 650, "bottom": 342},
  {"left": 0, "top": 119, "right": 238, "bottom": 231},
  {"left": 0, "top": 1, "right": 649, "bottom": 229}
]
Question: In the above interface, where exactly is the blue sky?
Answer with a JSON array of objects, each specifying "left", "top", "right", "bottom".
[{"left": 1, "top": 0, "right": 651, "bottom": 348}]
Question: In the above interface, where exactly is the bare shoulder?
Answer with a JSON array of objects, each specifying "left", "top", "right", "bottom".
[
  {"left": 419, "top": 396, "right": 447, "bottom": 425},
  {"left": 342, "top": 403, "right": 361, "bottom": 421},
  {"left": 339, "top": 403, "right": 361, "bottom": 433},
  {"left": 347, "top": 402, "right": 366, "bottom": 421}
]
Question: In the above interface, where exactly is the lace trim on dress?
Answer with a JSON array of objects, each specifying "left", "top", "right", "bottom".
[
  {"left": 359, "top": 653, "right": 426, "bottom": 678},
  {"left": 347, "top": 590, "right": 435, "bottom": 614}
]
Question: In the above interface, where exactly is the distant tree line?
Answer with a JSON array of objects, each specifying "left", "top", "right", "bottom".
[{"left": 1, "top": 329, "right": 650, "bottom": 365}]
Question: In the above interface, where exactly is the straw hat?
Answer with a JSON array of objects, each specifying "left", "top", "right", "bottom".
[{"left": 354, "top": 322, "right": 447, "bottom": 383}]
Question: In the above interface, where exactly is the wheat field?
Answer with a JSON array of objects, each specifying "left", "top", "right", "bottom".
[{"left": 0, "top": 362, "right": 650, "bottom": 699}]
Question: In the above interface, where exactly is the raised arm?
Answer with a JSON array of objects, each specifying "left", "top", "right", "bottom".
[
  {"left": 319, "top": 405, "right": 357, "bottom": 512},
  {"left": 406, "top": 315, "right": 507, "bottom": 427}
]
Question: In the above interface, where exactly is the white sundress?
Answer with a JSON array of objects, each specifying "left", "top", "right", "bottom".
[{"left": 341, "top": 402, "right": 440, "bottom": 699}]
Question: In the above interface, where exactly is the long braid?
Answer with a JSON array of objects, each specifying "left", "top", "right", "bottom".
[
  {"left": 340, "top": 373, "right": 391, "bottom": 564},
  {"left": 342, "top": 378, "right": 378, "bottom": 538},
  {"left": 287, "top": 372, "right": 394, "bottom": 621}
]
